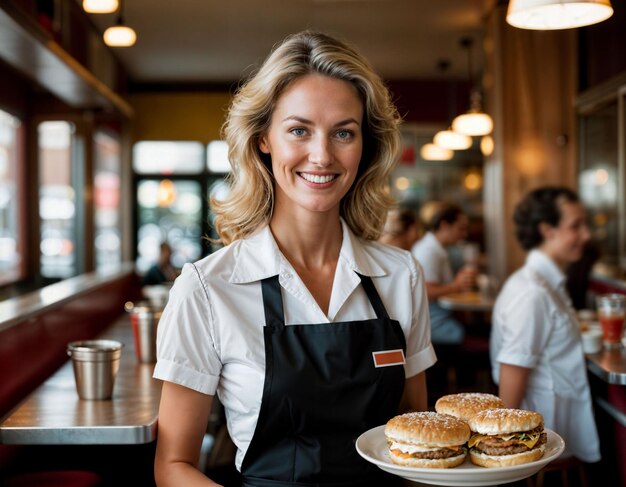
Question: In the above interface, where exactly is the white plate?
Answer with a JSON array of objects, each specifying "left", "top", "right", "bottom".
[{"left": 356, "top": 425, "right": 565, "bottom": 486}]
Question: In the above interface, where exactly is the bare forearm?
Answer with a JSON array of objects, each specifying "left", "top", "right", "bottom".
[
  {"left": 498, "top": 363, "right": 532, "bottom": 409},
  {"left": 399, "top": 372, "right": 427, "bottom": 413}
]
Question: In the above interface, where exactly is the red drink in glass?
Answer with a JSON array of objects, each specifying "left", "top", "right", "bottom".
[{"left": 596, "top": 294, "right": 626, "bottom": 349}]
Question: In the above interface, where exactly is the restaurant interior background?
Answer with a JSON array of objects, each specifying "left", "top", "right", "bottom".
[
  {"left": 0, "top": 1, "right": 626, "bottom": 486},
  {"left": 0, "top": 0, "right": 622, "bottom": 297}
]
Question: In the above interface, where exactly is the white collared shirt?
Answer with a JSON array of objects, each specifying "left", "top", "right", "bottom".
[
  {"left": 490, "top": 249, "right": 600, "bottom": 462},
  {"left": 154, "top": 219, "right": 436, "bottom": 469},
  {"left": 411, "top": 232, "right": 453, "bottom": 284}
]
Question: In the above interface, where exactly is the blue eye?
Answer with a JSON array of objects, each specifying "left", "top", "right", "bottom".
[
  {"left": 290, "top": 128, "right": 306, "bottom": 137},
  {"left": 336, "top": 129, "right": 353, "bottom": 140}
]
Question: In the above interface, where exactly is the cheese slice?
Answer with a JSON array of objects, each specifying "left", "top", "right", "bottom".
[{"left": 468, "top": 432, "right": 540, "bottom": 449}]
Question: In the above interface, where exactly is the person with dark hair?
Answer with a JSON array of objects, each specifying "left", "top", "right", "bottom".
[
  {"left": 411, "top": 203, "right": 477, "bottom": 344},
  {"left": 143, "top": 242, "right": 177, "bottom": 286},
  {"left": 153, "top": 31, "right": 435, "bottom": 487},
  {"left": 490, "top": 186, "right": 600, "bottom": 463},
  {"left": 378, "top": 207, "right": 421, "bottom": 251}
]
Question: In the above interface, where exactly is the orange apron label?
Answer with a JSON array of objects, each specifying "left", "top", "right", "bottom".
[{"left": 372, "top": 349, "right": 405, "bottom": 368}]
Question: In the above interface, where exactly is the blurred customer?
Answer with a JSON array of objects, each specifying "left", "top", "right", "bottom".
[
  {"left": 378, "top": 207, "right": 421, "bottom": 251},
  {"left": 143, "top": 242, "right": 177, "bottom": 286},
  {"left": 411, "top": 203, "right": 477, "bottom": 344},
  {"left": 491, "top": 186, "right": 600, "bottom": 463}
]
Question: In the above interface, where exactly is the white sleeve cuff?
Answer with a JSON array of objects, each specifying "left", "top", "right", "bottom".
[
  {"left": 153, "top": 358, "right": 220, "bottom": 395},
  {"left": 496, "top": 351, "right": 537, "bottom": 369},
  {"left": 405, "top": 343, "right": 437, "bottom": 378}
]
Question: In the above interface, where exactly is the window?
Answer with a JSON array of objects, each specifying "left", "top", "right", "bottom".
[
  {"left": 38, "top": 121, "right": 77, "bottom": 279},
  {"left": 133, "top": 141, "right": 205, "bottom": 174},
  {"left": 133, "top": 140, "right": 232, "bottom": 274},
  {"left": 94, "top": 131, "right": 122, "bottom": 270},
  {"left": 0, "top": 109, "right": 23, "bottom": 285}
]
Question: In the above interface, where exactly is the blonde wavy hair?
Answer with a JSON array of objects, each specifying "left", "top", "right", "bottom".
[{"left": 212, "top": 31, "right": 402, "bottom": 245}]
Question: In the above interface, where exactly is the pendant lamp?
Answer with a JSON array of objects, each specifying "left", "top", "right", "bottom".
[
  {"left": 420, "top": 143, "right": 453, "bottom": 161},
  {"left": 103, "top": 0, "right": 136, "bottom": 47},
  {"left": 452, "top": 38, "right": 493, "bottom": 137},
  {"left": 83, "top": 0, "right": 118, "bottom": 13},
  {"left": 507, "top": 0, "right": 613, "bottom": 30},
  {"left": 434, "top": 130, "right": 473, "bottom": 150}
]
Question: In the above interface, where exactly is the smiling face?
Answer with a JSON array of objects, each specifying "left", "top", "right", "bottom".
[
  {"left": 259, "top": 74, "right": 364, "bottom": 219},
  {"left": 539, "top": 200, "right": 591, "bottom": 267}
]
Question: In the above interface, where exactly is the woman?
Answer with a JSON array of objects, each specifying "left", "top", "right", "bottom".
[
  {"left": 490, "top": 186, "right": 600, "bottom": 463},
  {"left": 378, "top": 207, "right": 421, "bottom": 251},
  {"left": 153, "top": 31, "right": 436, "bottom": 487}
]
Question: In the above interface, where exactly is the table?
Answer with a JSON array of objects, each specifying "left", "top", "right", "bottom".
[
  {"left": 586, "top": 347, "right": 626, "bottom": 386},
  {"left": 438, "top": 291, "right": 495, "bottom": 312},
  {"left": 0, "top": 314, "right": 162, "bottom": 445}
]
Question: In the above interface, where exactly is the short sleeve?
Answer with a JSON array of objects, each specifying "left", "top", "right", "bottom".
[
  {"left": 494, "top": 288, "right": 553, "bottom": 369},
  {"left": 153, "top": 263, "right": 222, "bottom": 395},
  {"left": 412, "top": 244, "right": 442, "bottom": 283},
  {"left": 404, "top": 255, "right": 437, "bottom": 377}
]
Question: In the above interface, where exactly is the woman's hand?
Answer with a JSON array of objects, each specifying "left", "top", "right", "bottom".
[{"left": 155, "top": 382, "right": 222, "bottom": 486}]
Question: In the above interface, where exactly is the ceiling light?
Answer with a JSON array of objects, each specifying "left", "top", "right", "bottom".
[
  {"left": 104, "top": 23, "right": 136, "bottom": 46},
  {"left": 103, "top": 0, "right": 136, "bottom": 47},
  {"left": 433, "top": 130, "right": 472, "bottom": 150},
  {"left": 453, "top": 38, "right": 493, "bottom": 136},
  {"left": 83, "top": 0, "right": 118, "bottom": 13},
  {"left": 420, "top": 143, "right": 453, "bottom": 161},
  {"left": 507, "top": 0, "right": 613, "bottom": 30},
  {"left": 480, "top": 135, "right": 494, "bottom": 157}
]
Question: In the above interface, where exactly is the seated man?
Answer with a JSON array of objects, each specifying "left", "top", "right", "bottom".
[{"left": 411, "top": 203, "right": 476, "bottom": 344}]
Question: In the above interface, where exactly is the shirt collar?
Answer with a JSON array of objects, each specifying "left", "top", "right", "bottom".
[
  {"left": 229, "top": 218, "right": 386, "bottom": 284},
  {"left": 423, "top": 232, "right": 446, "bottom": 255},
  {"left": 526, "top": 249, "right": 566, "bottom": 290}
]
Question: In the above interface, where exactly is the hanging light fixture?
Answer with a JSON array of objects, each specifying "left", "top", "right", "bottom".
[
  {"left": 420, "top": 143, "right": 453, "bottom": 161},
  {"left": 507, "top": 0, "right": 613, "bottom": 30},
  {"left": 83, "top": 0, "right": 118, "bottom": 13},
  {"left": 103, "top": 0, "right": 136, "bottom": 47},
  {"left": 433, "top": 129, "right": 473, "bottom": 150},
  {"left": 452, "top": 38, "right": 493, "bottom": 137}
]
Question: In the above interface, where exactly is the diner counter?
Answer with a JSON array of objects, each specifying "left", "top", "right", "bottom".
[
  {"left": 0, "top": 313, "right": 161, "bottom": 445},
  {"left": 586, "top": 347, "right": 626, "bottom": 386}
]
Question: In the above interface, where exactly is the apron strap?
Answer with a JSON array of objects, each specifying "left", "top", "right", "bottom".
[
  {"left": 261, "top": 275, "right": 285, "bottom": 326},
  {"left": 356, "top": 273, "right": 389, "bottom": 320}
]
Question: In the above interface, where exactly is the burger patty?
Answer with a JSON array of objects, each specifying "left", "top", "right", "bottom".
[
  {"left": 474, "top": 432, "right": 547, "bottom": 456},
  {"left": 393, "top": 447, "right": 464, "bottom": 460}
]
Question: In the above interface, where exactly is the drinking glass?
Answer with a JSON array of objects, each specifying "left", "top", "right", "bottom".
[{"left": 595, "top": 294, "right": 626, "bottom": 349}]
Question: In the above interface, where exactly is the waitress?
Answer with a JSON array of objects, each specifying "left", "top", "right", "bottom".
[
  {"left": 153, "top": 31, "right": 436, "bottom": 487},
  {"left": 491, "top": 186, "right": 600, "bottom": 464}
]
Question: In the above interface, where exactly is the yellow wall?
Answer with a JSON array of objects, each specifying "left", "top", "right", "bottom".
[{"left": 128, "top": 92, "right": 232, "bottom": 143}]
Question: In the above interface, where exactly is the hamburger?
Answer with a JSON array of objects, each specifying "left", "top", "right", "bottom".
[
  {"left": 385, "top": 411, "right": 470, "bottom": 468},
  {"left": 467, "top": 408, "right": 546, "bottom": 467},
  {"left": 435, "top": 393, "right": 505, "bottom": 422}
]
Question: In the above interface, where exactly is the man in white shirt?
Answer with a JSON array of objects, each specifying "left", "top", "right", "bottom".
[{"left": 411, "top": 203, "right": 477, "bottom": 344}]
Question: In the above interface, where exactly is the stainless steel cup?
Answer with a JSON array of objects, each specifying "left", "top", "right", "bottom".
[
  {"left": 125, "top": 301, "right": 162, "bottom": 363},
  {"left": 67, "top": 340, "right": 123, "bottom": 400}
]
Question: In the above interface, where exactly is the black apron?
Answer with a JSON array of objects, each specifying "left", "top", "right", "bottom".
[{"left": 240, "top": 273, "right": 406, "bottom": 487}]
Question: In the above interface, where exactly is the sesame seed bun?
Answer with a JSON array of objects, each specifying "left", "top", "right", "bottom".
[
  {"left": 469, "top": 445, "right": 545, "bottom": 468},
  {"left": 385, "top": 411, "right": 470, "bottom": 447},
  {"left": 468, "top": 408, "right": 543, "bottom": 435},
  {"left": 390, "top": 451, "right": 467, "bottom": 469},
  {"left": 435, "top": 393, "right": 505, "bottom": 422}
]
